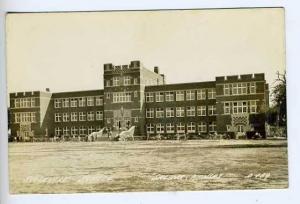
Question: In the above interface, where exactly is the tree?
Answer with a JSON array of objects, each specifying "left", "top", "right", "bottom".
[{"left": 270, "top": 71, "right": 287, "bottom": 127}]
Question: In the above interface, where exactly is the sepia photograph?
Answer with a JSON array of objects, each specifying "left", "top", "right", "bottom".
[{"left": 5, "top": 8, "right": 287, "bottom": 194}]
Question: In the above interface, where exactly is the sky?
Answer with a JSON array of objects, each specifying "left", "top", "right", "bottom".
[{"left": 6, "top": 8, "right": 285, "bottom": 94}]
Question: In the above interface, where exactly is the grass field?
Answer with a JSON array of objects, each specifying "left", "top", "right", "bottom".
[{"left": 9, "top": 140, "right": 288, "bottom": 194}]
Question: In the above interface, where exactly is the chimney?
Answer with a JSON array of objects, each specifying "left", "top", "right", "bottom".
[
  {"left": 154, "top": 66, "right": 159, "bottom": 74},
  {"left": 46, "top": 88, "right": 50, "bottom": 92}
]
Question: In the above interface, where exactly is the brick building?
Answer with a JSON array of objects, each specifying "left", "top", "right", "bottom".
[{"left": 9, "top": 60, "right": 269, "bottom": 141}]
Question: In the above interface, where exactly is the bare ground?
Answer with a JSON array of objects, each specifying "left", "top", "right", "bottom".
[{"left": 8, "top": 140, "right": 288, "bottom": 194}]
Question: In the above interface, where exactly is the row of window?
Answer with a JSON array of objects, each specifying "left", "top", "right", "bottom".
[
  {"left": 223, "top": 100, "right": 257, "bottom": 114},
  {"left": 223, "top": 82, "right": 256, "bottom": 96},
  {"left": 55, "top": 126, "right": 103, "bottom": 136},
  {"left": 146, "top": 122, "right": 216, "bottom": 134},
  {"left": 146, "top": 106, "right": 216, "bottom": 118},
  {"left": 145, "top": 89, "right": 216, "bottom": 103},
  {"left": 112, "top": 92, "right": 133, "bottom": 103},
  {"left": 105, "top": 76, "right": 139, "bottom": 87},
  {"left": 14, "top": 98, "right": 36, "bottom": 108},
  {"left": 54, "top": 111, "right": 103, "bottom": 122},
  {"left": 14, "top": 112, "right": 36, "bottom": 123},
  {"left": 54, "top": 96, "right": 103, "bottom": 108}
]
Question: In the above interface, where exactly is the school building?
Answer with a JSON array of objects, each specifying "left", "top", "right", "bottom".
[{"left": 9, "top": 60, "right": 269, "bottom": 140}]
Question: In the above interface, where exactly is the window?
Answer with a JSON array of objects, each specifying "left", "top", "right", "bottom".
[
  {"left": 146, "top": 108, "right": 154, "bottom": 118},
  {"left": 242, "top": 101, "right": 248, "bottom": 113},
  {"left": 209, "top": 122, "right": 216, "bottom": 132},
  {"left": 87, "top": 112, "right": 94, "bottom": 121},
  {"left": 31, "top": 98, "right": 36, "bottom": 107},
  {"left": 14, "top": 113, "right": 20, "bottom": 123},
  {"left": 26, "top": 113, "right": 31, "bottom": 122},
  {"left": 25, "top": 98, "right": 31, "bottom": 107},
  {"left": 156, "top": 123, "right": 164, "bottom": 134},
  {"left": 241, "top": 83, "right": 247, "bottom": 94},
  {"left": 134, "top": 91, "right": 138, "bottom": 98},
  {"left": 208, "top": 105, "right": 216, "bottom": 116},
  {"left": 71, "top": 127, "right": 78, "bottom": 135},
  {"left": 54, "top": 99, "right": 61, "bottom": 108},
  {"left": 197, "top": 106, "right": 206, "bottom": 116},
  {"left": 63, "top": 127, "right": 70, "bottom": 136},
  {"left": 146, "top": 93, "right": 154, "bottom": 102},
  {"left": 79, "top": 126, "right": 86, "bottom": 135},
  {"left": 88, "top": 126, "right": 95, "bottom": 134},
  {"left": 62, "top": 98, "right": 69, "bottom": 108},
  {"left": 165, "top": 92, "right": 174, "bottom": 102},
  {"left": 224, "top": 102, "right": 230, "bottom": 114},
  {"left": 19, "top": 98, "right": 32, "bottom": 108},
  {"left": 237, "top": 83, "right": 247, "bottom": 95},
  {"left": 78, "top": 97, "right": 86, "bottom": 107},
  {"left": 55, "top": 113, "right": 61, "bottom": 122},
  {"left": 198, "top": 122, "right": 207, "bottom": 133},
  {"left": 19, "top": 98, "right": 24, "bottom": 108},
  {"left": 113, "top": 92, "right": 132, "bottom": 103},
  {"left": 208, "top": 88, "right": 216, "bottom": 99},
  {"left": 147, "top": 124, "right": 155, "bottom": 134},
  {"left": 250, "top": 82, "right": 256, "bottom": 94},
  {"left": 14, "top": 99, "right": 20, "bottom": 108},
  {"left": 71, "top": 112, "right": 77, "bottom": 121},
  {"left": 232, "top": 84, "right": 238, "bottom": 95},
  {"left": 95, "top": 96, "right": 103, "bottom": 106},
  {"left": 20, "top": 112, "right": 31, "bottom": 122},
  {"left": 105, "top": 80, "right": 111, "bottom": 87},
  {"left": 13, "top": 112, "right": 35, "bottom": 123},
  {"left": 250, "top": 100, "right": 257, "bottom": 113},
  {"left": 30, "top": 112, "right": 36, "bottom": 123},
  {"left": 176, "top": 107, "right": 185, "bottom": 117},
  {"left": 70, "top": 98, "right": 77, "bottom": 107},
  {"left": 166, "top": 123, "right": 175, "bottom": 133},
  {"left": 186, "top": 106, "right": 196, "bottom": 117},
  {"left": 232, "top": 101, "right": 248, "bottom": 114},
  {"left": 224, "top": 84, "right": 230, "bottom": 95},
  {"left": 55, "top": 127, "right": 62, "bottom": 136},
  {"left": 186, "top": 90, "right": 195, "bottom": 100},
  {"left": 166, "top": 107, "right": 175, "bottom": 118},
  {"left": 113, "top": 77, "right": 120, "bottom": 86},
  {"left": 96, "top": 111, "right": 103, "bottom": 120},
  {"left": 187, "top": 122, "right": 196, "bottom": 133},
  {"left": 176, "top": 91, "right": 184, "bottom": 101},
  {"left": 62, "top": 113, "right": 69, "bottom": 122},
  {"left": 124, "top": 76, "right": 131, "bottom": 85},
  {"left": 79, "top": 112, "right": 86, "bottom": 121},
  {"left": 134, "top": 117, "right": 139, "bottom": 123},
  {"left": 155, "top": 92, "right": 164, "bottom": 102},
  {"left": 87, "top": 97, "right": 94, "bottom": 106},
  {"left": 156, "top": 108, "right": 164, "bottom": 118},
  {"left": 106, "top": 93, "right": 110, "bottom": 99},
  {"left": 134, "top": 78, "right": 138, "bottom": 85},
  {"left": 177, "top": 123, "right": 185, "bottom": 133},
  {"left": 226, "top": 125, "right": 231, "bottom": 132},
  {"left": 197, "top": 89, "right": 206, "bottom": 100},
  {"left": 233, "top": 83, "right": 248, "bottom": 95}
]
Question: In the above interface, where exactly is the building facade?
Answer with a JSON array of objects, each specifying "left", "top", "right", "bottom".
[{"left": 9, "top": 60, "right": 269, "bottom": 141}]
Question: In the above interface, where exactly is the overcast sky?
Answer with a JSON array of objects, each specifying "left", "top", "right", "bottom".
[{"left": 6, "top": 8, "right": 285, "bottom": 94}]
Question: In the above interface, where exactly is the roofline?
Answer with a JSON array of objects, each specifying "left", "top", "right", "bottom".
[
  {"left": 52, "top": 89, "right": 104, "bottom": 95},
  {"left": 145, "top": 81, "right": 216, "bottom": 88}
]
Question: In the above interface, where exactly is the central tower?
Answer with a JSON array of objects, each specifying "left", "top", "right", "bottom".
[{"left": 103, "top": 60, "right": 164, "bottom": 135}]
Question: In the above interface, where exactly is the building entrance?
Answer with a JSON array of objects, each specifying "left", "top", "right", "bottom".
[{"left": 113, "top": 107, "right": 132, "bottom": 130}]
